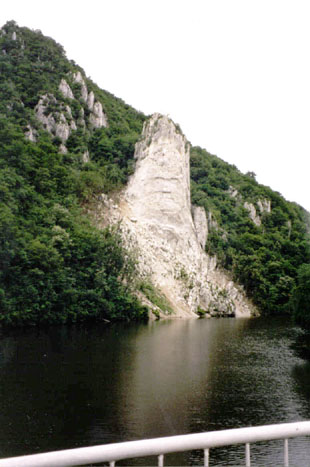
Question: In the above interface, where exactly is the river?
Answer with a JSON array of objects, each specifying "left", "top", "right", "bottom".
[{"left": 0, "top": 316, "right": 310, "bottom": 466}]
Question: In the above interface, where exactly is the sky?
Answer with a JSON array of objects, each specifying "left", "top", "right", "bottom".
[{"left": 2, "top": 0, "right": 310, "bottom": 211}]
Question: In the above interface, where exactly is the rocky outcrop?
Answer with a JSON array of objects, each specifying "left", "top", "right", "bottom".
[
  {"left": 257, "top": 199, "right": 271, "bottom": 214},
  {"left": 96, "top": 114, "right": 256, "bottom": 318},
  {"left": 73, "top": 71, "right": 88, "bottom": 102},
  {"left": 228, "top": 186, "right": 272, "bottom": 227},
  {"left": 72, "top": 73, "right": 108, "bottom": 128},
  {"left": 82, "top": 150, "right": 90, "bottom": 163},
  {"left": 24, "top": 124, "right": 37, "bottom": 142},
  {"left": 87, "top": 91, "right": 95, "bottom": 110},
  {"left": 89, "top": 101, "right": 108, "bottom": 128},
  {"left": 244, "top": 202, "right": 261, "bottom": 226},
  {"left": 228, "top": 186, "right": 240, "bottom": 199},
  {"left": 192, "top": 206, "right": 208, "bottom": 249},
  {"left": 35, "top": 94, "right": 71, "bottom": 144},
  {"left": 33, "top": 74, "right": 108, "bottom": 152},
  {"left": 59, "top": 79, "right": 74, "bottom": 99},
  {"left": 244, "top": 199, "right": 271, "bottom": 227}
]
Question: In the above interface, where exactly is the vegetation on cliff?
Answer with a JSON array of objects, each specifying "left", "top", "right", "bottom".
[
  {"left": 0, "top": 21, "right": 309, "bottom": 327},
  {"left": 190, "top": 146, "right": 310, "bottom": 315},
  {"left": 0, "top": 21, "right": 147, "bottom": 325}
]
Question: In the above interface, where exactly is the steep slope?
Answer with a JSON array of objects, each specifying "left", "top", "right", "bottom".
[
  {"left": 97, "top": 115, "right": 255, "bottom": 317},
  {"left": 0, "top": 21, "right": 146, "bottom": 190},
  {"left": 0, "top": 21, "right": 309, "bottom": 326},
  {"left": 190, "top": 147, "right": 310, "bottom": 314},
  {"left": 0, "top": 21, "right": 148, "bottom": 325}
]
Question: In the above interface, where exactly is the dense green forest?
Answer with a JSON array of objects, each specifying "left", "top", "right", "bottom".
[
  {"left": 0, "top": 21, "right": 147, "bottom": 325},
  {"left": 190, "top": 146, "right": 310, "bottom": 314},
  {"left": 0, "top": 21, "right": 309, "bottom": 332}
]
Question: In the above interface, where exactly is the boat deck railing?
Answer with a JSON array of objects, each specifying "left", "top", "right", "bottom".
[{"left": 0, "top": 421, "right": 310, "bottom": 466}]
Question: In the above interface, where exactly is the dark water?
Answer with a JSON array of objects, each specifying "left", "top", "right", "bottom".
[{"left": 1, "top": 317, "right": 310, "bottom": 466}]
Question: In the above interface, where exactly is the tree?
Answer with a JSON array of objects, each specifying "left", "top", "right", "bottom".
[{"left": 292, "top": 263, "right": 310, "bottom": 328}]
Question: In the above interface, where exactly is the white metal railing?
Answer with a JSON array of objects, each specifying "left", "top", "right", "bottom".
[{"left": 0, "top": 421, "right": 310, "bottom": 467}]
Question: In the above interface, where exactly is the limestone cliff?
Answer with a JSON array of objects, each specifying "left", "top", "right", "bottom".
[{"left": 97, "top": 114, "right": 256, "bottom": 318}]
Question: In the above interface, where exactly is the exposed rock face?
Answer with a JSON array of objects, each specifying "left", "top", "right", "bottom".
[
  {"left": 82, "top": 150, "right": 90, "bottom": 163},
  {"left": 35, "top": 94, "right": 71, "bottom": 143},
  {"left": 105, "top": 114, "right": 255, "bottom": 318},
  {"left": 78, "top": 108, "right": 86, "bottom": 127},
  {"left": 34, "top": 75, "right": 108, "bottom": 151},
  {"left": 257, "top": 199, "right": 271, "bottom": 214},
  {"left": 87, "top": 91, "right": 95, "bottom": 110},
  {"left": 228, "top": 185, "right": 240, "bottom": 199},
  {"left": 228, "top": 186, "right": 271, "bottom": 227},
  {"left": 24, "top": 124, "right": 37, "bottom": 142},
  {"left": 244, "top": 199, "right": 271, "bottom": 226},
  {"left": 55, "top": 112, "right": 71, "bottom": 141},
  {"left": 72, "top": 71, "right": 88, "bottom": 103},
  {"left": 89, "top": 101, "right": 108, "bottom": 128},
  {"left": 192, "top": 206, "right": 208, "bottom": 249},
  {"left": 59, "top": 79, "right": 74, "bottom": 99},
  {"left": 87, "top": 90, "right": 107, "bottom": 128},
  {"left": 244, "top": 202, "right": 261, "bottom": 226},
  {"left": 35, "top": 94, "right": 59, "bottom": 134},
  {"left": 125, "top": 114, "right": 192, "bottom": 229}
]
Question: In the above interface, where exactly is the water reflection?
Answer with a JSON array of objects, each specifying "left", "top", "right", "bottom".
[
  {"left": 117, "top": 319, "right": 249, "bottom": 439},
  {"left": 0, "top": 317, "right": 310, "bottom": 466}
]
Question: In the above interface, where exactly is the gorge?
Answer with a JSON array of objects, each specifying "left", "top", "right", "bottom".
[
  {"left": 1, "top": 18, "right": 310, "bottom": 467},
  {"left": 0, "top": 20, "right": 309, "bottom": 327}
]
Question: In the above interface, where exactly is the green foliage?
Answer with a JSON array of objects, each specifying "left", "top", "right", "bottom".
[
  {"left": 196, "top": 306, "right": 208, "bottom": 318},
  {"left": 0, "top": 116, "right": 148, "bottom": 325},
  {"left": 289, "top": 264, "right": 310, "bottom": 359},
  {"left": 0, "top": 22, "right": 148, "bottom": 326},
  {"left": 138, "top": 281, "right": 174, "bottom": 315},
  {"left": 190, "top": 145, "right": 310, "bottom": 314},
  {"left": 0, "top": 21, "right": 309, "bottom": 328},
  {"left": 291, "top": 264, "right": 310, "bottom": 328},
  {"left": 0, "top": 21, "right": 146, "bottom": 193}
]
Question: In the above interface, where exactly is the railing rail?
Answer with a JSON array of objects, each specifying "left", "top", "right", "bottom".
[{"left": 0, "top": 421, "right": 310, "bottom": 467}]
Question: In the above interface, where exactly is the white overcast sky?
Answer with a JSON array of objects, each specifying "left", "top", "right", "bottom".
[{"left": 2, "top": 0, "right": 310, "bottom": 211}]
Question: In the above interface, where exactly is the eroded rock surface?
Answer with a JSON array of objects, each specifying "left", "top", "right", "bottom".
[
  {"left": 97, "top": 114, "right": 255, "bottom": 318},
  {"left": 35, "top": 94, "right": 72, "bottom": 144},
  {"left": 192, "top": 206, "right": 208, "bottom": 249},
  {"left": 244, "top": 199, "right": 272, "bottom": 226},
  {"left": 33, "top": 74, "right": 108, "bottom": 153},
  {"left": 59, "top": 79, "right": 74, "bottom": 99}
]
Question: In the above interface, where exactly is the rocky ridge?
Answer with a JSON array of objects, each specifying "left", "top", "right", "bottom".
[
  {"left": 29, "top": 73, "right": 107, "bottom": 154},
  {"left": 95, "top": 114, "right": 256, "bottom": 318}
]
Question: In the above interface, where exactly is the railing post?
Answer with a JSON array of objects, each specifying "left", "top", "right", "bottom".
[
  {"left": 0, "top": 421, "right": 310, "bottom": 466},
  {"left": 245, "top": 442, "right": 251, "bottom": 467},
  {"left": 284, "top": 438, "right": 289, "bottom": 467}
]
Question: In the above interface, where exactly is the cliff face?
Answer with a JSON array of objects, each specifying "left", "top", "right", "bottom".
[
  {"left": 100, "top": 114, "right": 255, "bottom": 318},
  {"left": 3, "top": 21, "right": 307, "bottom": 326}
]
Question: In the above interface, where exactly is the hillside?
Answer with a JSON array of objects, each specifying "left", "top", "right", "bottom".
[
  {"left": 190, "top": 146, "right": 310, "bottom": 314},
  {"left": 0, "top": 21, "right": 147, "bottom": 325},
  {"left": 0, "top": 21, "right": 309, "bottom": 326}
]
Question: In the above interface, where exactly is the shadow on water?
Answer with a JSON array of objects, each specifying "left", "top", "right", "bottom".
[{"left": 0, "top": 317, "right": 310, "bottom": 466}]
